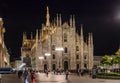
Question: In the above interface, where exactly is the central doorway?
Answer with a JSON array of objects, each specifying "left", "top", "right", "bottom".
[
  {"left": 64, "top": 61, "right": 68, "bottom": 71},
  {"left": 44, "top": 64, "right": 47, "bottom": 70},
  {"left": 52, "top": 64, "right": 56, "bottom": 70}
]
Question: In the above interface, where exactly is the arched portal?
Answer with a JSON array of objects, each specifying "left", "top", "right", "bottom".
[
  {"left": 76, "top": 64, "right": 79, "bottom": 70},
  {"left": 44, "top": 64, "right": 47, "bottom": 70},
  {"left": 64, "top": 61, "right": 68, "bottom": 70},
  {"left": 52, "top": 64, "right": 56, "bottom": 70}
]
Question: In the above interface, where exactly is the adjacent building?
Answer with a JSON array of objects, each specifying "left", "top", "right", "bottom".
[
  {"left": 0, "top": 18, "right": 10, "bottom": 67},
  {"left": 21, "top": 7, "right": 94, "bottom": 71}
]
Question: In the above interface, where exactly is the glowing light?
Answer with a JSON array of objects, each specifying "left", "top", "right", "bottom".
[
  {"left": 45, "top": 53, "right": 51, "bottom": 56},
  {"left": 55, "top": 47, "right": 64, "bottom": 51},
  {"left": 39, "top": 56, "right": 44, "bottom": 59}
]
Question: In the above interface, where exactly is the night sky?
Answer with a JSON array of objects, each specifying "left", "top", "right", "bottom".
[{"left": 0, "top": 0, "right": 120, "bottom": 60}]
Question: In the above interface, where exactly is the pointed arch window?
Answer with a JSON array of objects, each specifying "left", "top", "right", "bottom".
[
  {"left": 44, "top": 56, "right": 47, "bottom": 59},
  {"left": 64, "top": 47, "right": 68, "bottom": 53},
  {"left": 76, "top": 55, "right": 79, "bottom": 59},
  {"left": 84, "top": 64, "right": 87, "bottom": 69},
  {"left": 84, "top": 56, "right": 87, "bottom": 60},
  {"left": 53, "top": 54, "right": 55, "bottom": 59},
  {"left": 76, "top": 46, "right": 79, "bottom": 51},
  {"left": 64, "top": 33, "right": 67, "bottom": 42}
]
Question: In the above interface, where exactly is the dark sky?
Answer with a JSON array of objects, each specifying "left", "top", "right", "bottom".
[{"left": 0, "top": 0, "right": 120, "bottom": 60}]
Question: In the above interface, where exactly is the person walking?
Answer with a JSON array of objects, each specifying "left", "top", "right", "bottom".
[
  {"left": 30, "top": 70, "right": 35, "bottom": 83},
  {"left": 77, "top": 69, "right": 80, "bottom": 76},
  {"left": 18, "top": 70, "right": 23, "bottom": 78},
  {"left": 23, "top": 68, "right": 29, "bottom": 83},
  {"left": 92, "top": 66, "right": 97, "bottom": 79},
  {"left": 45, "top": 69, "right": 49, "bottom": 77},
  {"left": 65, "top": 70, "right": 69, "bottom": 80}
]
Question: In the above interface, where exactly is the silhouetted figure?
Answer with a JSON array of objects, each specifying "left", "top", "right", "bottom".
[
  {"left": 65, "top": 70, "right": 69, "bottom": 80},
  {"left": 92, "top": 66, "right": 97, "bottom": 79},
  {"left": 23, "top": 68, "right": 29, "bottom": 83},
  {"left": 45, "top": 69, "right": 49, "bottom": 77},
  {"left": 18, "top": 70, "right": 23, "bottom": 78},
  {"left": 30, "top": 70, "right": 35, "bottom": 83},
  {"left": 77, "top": 69, "right": 80, "bottom": 76}
]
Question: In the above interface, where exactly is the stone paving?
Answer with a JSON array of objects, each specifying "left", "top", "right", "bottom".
[
  {"left": 34, "top": 72, "right": 120, "bottom": 83},
  {"left": 1, "top": 72, "right": 120, "bottom": 83}
]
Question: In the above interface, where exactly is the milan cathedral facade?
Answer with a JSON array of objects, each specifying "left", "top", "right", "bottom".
[{"left": 21, "top": 7, "right": 94, "bottom": 71}]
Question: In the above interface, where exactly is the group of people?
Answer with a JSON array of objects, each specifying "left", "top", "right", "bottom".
[
  {"left": 17, "top": 66, "right": 97, "bottom": 83},
  {"left": 17, "top": 68, "right": 35, "bottom": 83},
  {"left": 76, "top": 66, "right": 97, "bottom": 79}
]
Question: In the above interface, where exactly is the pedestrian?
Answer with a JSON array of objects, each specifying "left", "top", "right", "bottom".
[
  {"left": 92, "top": 66, "right": 97, "bottom": 79},
  {"left": 45, "top": 69, "right": 49, "bottom": 77},
  {"left": 23, "top": 68, "right": 29, "bottom": 83},
  {"left": 18, "top": 70, "right": 23, "bottom": 78},
  {"left": 0, "top": 74, "right": 2, "bottom": 83},
  {"left": 77, "top": 69, "right": 80, "bottom": 76},
  {"left": 30, "top": 70, "right": 35, "bottom": 83},
  {"left": 81, "top": 70, "right": 84, "bottom": 76},
  {"left": 65, "top": 70, "right": 69, "bottom": 80}
]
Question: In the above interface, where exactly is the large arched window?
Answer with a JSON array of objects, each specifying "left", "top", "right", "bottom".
[
  {"left": 84, "top": 64, "right": 87, "bottom": 69},
  {"left": 84, "top": 56, "right": 87, "bottom": 60},
  {"left": 64, "top": 33, "right": 67, "bottom": 42},
  {"left": 53, "top": 54, "right": 55, "bottom": 59},
  {"left": 64, "top": 47, "right": 68, "bottom": 53},
  {"left": 76, "top": 46, "right": 79, "bottom": 51},
  {"left": 76, "top": 55, "right": 79, "bottom": 59}
]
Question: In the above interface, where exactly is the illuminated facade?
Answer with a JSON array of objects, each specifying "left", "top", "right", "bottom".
[
  {"left": 21, "top": 7, "right": 94, "bottom": 71},
  {"left": 0, "top": 18, "right": 10, "bottom": 67}
]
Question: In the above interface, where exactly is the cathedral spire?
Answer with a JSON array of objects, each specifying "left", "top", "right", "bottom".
[
  {"left": 40, "top": 30, "right": 42, "bottom": 41},
  {"left": 46, "top": 6, "right": 50, "bottom": 27},
  {"left": 90, "top": 33, "right": 93, "bottom": 47},
  {"left": 76, "top": 30, "right": 79, "bottom": 42},
  {"left": 80, "top": 24, "right": 84, "bottom": 40},
  {"left": 59, "top": 14, "right": 62, "bottom": 26},
  {"left": 36, "top": 29, "right": 39, "bottom": 43},
  {"left": 88, "top": 33, "right": 90, "bottom": 45},
  {"left": 23, "top": 32, "right": 27, "bottom": 41},
  {"left": 57, "top": 14, "right": 58, "bottom": 26},
  {"left": 70, "top": 15, "right": 72, "bottom": 27},
  {"left": 0, "top": 18, "right": 3, "bottom": 26},
  {"left": 73, "top": 15, "right": 75, "bottom": 28},
  {"left": 80, "top": 24, "right": 84, "bottom": 70}
]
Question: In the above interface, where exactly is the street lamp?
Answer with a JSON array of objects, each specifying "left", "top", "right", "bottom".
[{"left": 55, "top": 47, "right": 64, "bottom": 69}]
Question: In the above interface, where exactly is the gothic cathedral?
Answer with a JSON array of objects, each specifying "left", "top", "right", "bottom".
[{"left": 21, "top": 6, "right": 94, "bottom": 71}]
